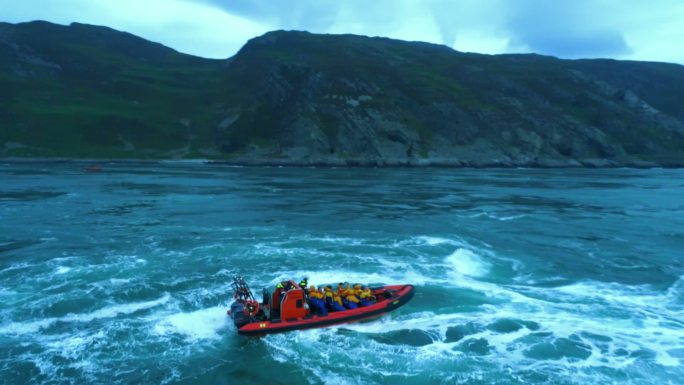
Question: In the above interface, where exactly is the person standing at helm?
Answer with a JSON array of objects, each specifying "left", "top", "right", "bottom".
[
  {"left": 299, "top": 277, "right": 310, "bottom": 305},
  {"left": 275, "top": 282, "right": 285, "bottom": 302}
]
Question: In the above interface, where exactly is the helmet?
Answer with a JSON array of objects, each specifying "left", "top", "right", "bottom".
[{"left": 276, "top": 282, "right": 284, "bottom": 289}]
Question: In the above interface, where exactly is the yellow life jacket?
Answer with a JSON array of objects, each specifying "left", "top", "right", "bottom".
[
  {"left": 360, "top": 289, "right": 371, "bottom": 299},
  {"left": 346, "top": 294, "right": 360, "bottom": 303}
]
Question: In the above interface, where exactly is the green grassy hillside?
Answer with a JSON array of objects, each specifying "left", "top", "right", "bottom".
[{"left": 0, "top": 21, "right": 223, "bottom": 158}]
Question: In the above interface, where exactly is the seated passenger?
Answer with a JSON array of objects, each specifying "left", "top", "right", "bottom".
[
  {"left": 308, "top": 284, "right": 319, "bottom": 304},
  {"left": 331, "top": 292, "right": 346, "bottom": 311},
  {"left": 307, "top": 285, "right": 328, "bottom": 316},
  {"left": 337, "top": 282, "right": 347, "bottom": 297},
  {"left": 315, "top": 287, "right": 328, "bottom": 315},
  {"left": 345, "top": 287, "right": 360, "bottom": 309},
  {"left": 324, "top": 285, "right": 334, "bottom": 307},
  {"left": 359, "top": 285, "right": 373, "bottom": 306}
]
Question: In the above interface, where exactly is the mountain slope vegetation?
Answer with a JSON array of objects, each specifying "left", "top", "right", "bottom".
[{"left": 2, "top": 21, "right": 684, "bottom": 166}]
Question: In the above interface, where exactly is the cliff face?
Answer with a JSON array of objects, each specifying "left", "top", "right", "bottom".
[
  {"left": 216, "top": 31, "right": 684, "bottom": 167},
  {"left": 2, "top": 22, "right": 684, "bottom": 166}
]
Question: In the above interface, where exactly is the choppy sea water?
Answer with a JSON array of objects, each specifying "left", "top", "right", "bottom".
[{"left": 0, "top": 163, "right": 683, "bottom": 385}]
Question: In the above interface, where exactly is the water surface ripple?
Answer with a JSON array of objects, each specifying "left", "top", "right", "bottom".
[{"left": 1, "top": 164, "right": 683, "bottom": 384}]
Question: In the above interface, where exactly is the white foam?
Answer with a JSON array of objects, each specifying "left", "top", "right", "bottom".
[
  {"left": 214, "top": 268, "right": 235, "bottom": 277},
  {"left": 666, "top": 275, "right": 684, "bottom": 304},
  {"left": 45, "top": 330, "right": 106, "bottom": 361},
  {"left": 262, "top": 275, "right": 684, "bottom": 374},
  {"left": 0, "top": 262, "right": 36, "bottom": 273},
  {"left": 445, "top": 248, "right": 490, "bottom": 277},
  {"left": 418, "top": 236, "right": 457, "bottom": 246},
  {"left": 153, "top": 306, "right": 228, "bottom": 340},
  {"left": 552, "top": 280, "right": 684, "bottom": 317},
  {"left": 55, "top": 266, "right": 71, "bottom": 274},
  {"left": 0, "top": 288, "right": 17, "bottom": 296},
  {"left": 0, "top": 318, "right": 55, "bottom": 335},
  {"left": 467, "top": 212, "right": 526, "bottom": 221},
  {"left": 262, "top": 321, "right": 435, "bottom": 382},
  {"left": 69, "top": 294, "right": 171, "bottom": 322},
  {"left": 0, "top": 294, "right": 171, "bottom": 335},
  {"left": 48, "top": 256, "right": 78, "bottom": 263},
  {"left": 342, "top": 311, "right": 469, "bottom": 335}
]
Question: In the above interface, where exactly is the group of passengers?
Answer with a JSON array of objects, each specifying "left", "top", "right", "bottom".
[
  {"left": 274, "top": 278, "right": 377, "bottom": 316},
  {"left": 301, "top": 279, "right": 375, "bottom": 315}
]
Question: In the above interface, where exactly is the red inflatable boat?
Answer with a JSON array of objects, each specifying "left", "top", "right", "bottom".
[{"left": 227, "top": 277, "right": 414, "bottom": 336}]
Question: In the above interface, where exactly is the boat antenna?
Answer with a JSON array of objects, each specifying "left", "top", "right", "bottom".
[{"left": 231, "top": 276, "right": 256, "bottom": 302}]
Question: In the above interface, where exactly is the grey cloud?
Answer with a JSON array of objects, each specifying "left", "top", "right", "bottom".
[
  {"left": 426, "top": 0, "right": 505, "bottom": 47},
  {"left": 510, "top": 28, "right": 630, "bottom": 58},
  {"left": 198, "top": 0, "right": 339, "bottom": 30},
  {"left": 201, "top": 0, "right": 634, "bottom": 59},
  {"left": 502, "top": 0, "right": 632, "bottom": 58},
  {"left": 0, "top": 0, "right": 684, "bottom": 62},
  {"left": 4, "top": 0, "right": 674, "bottom": 62}
]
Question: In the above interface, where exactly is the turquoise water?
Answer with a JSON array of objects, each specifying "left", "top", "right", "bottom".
[{"left": 1, "top": 163, "right": 683, "bottom": 385}]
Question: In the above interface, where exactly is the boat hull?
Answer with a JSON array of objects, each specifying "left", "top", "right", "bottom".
[{"left": 236, "top": 284, "right": 414, "bottom": 335}]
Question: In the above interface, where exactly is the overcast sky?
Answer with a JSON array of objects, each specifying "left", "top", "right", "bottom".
[{"left": 2, "top": 0, "right": 683, "bottom": 64}]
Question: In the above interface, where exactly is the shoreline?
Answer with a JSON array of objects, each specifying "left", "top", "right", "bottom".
[{"left": 2, "top": 157, "right": 684, "bottom": 169}]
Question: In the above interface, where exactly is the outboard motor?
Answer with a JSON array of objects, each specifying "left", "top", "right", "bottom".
[
  {"left": 229, "top": 276, "right": 261, "bottom": 329},
  {"left": 230, "top": 300, "right": 250, "bottom": 328}
]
